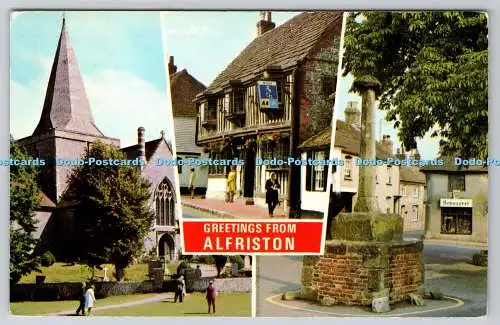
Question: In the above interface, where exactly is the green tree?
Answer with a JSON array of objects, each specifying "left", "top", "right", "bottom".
[
  {"left": 63, "top": 141, "right": 154, "bottom": 281},
  {"left": 343, "top": 12, "right": 488, "bottom": 158},
  {"left": 9, "top": 140, "right": 41, "bottom": 284},
  {"left": 212, "top": 255, "right": 228, "bottom": 277},
  {"left": 307, "top": 38, "right": 340, "bottom": 135}
]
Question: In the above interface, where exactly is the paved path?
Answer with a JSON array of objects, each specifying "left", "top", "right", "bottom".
[
  {"left": 256, "top": 243, "right": 487, "bottom": 317},
  {"left": 48, "top": 292, "right": 175, "bottom": 316},
  {"left": 182, "top": 197, "right": 286, "bottom": 219}
]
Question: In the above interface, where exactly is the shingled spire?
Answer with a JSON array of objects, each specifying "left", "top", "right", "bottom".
[{"left": 33, "top": 16, "right": 103, "bottom": 137}]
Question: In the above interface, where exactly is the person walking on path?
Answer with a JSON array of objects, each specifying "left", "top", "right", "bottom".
[
  {"left": 227, "top": 166, "right": 237, "bottom": 203},
  {"left": 265, "top": 172, "right": 280, "bottom": 217},
  {"left": 174, "top": 275, "right": 185, "bottom": 303},
  {"left": 189, "top": 168, "right": 196, "bottom": 199},
  {"left": 84, "top": 284, "right": 96, "bottom": 316},
  {"left": 75, "top": 282, "right": 87, "bottom": 316},
  {"left": 206, "top": 281, "right": 217, "bottom": 313}
]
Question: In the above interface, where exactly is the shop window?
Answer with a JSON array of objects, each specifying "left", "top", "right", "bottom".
[
  {"left": 441, "top": 207, "right": 472, "bottom": 234},
  {"left": 448, "top": 174, "right": 465, "bottom": 192}
]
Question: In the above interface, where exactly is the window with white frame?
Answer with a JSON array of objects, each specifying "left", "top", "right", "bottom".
[{"left": 344, "top": 155, "right": 352, "bottom": 179}]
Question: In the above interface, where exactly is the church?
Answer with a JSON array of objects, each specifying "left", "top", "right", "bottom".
[{"left": 16, "top": 17, "right": 180, "bottom": 262}]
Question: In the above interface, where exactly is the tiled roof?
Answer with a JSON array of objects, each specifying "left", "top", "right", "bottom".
[
  {"left": 205, "top": 11, "right": 342, "bottom": 93},
  {"left": 400, "top": 167, "right": 426, "bottom": 184},
  {"left": 121, "top": 138, "right": 171, "bottom": 162},
  {"left": 33, "top": 17, "right": 103, "bottom": 137},
  {"left": 299, "top": 120, "right": 391, "bottom": 159},
  {"left": 170, "top": 69, "right": 206, "bottom": 118}
]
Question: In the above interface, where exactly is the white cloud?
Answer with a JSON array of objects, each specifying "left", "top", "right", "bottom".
[{"left": 84, "top": 69, "right": 172, "bottom": 148}]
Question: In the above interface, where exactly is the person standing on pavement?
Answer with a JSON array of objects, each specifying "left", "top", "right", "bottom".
[
  {"left": 206, "top": 281, "right": 217, "bottom": 313},
  {"left": 227, "top": 166, "right": 237, "bottom": 203},
  {"left": 188, "top": 168, "right": 196, "bottom": 199},
  {"left": 265, "top": 172, "right": 280, "bottom": 217}
]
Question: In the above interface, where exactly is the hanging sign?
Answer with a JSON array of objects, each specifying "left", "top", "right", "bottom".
[{"left": 257, "top": 81, "right": 279, "bottom": 109}]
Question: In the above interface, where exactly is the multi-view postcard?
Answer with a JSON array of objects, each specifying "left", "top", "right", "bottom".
[{"left": 8, "top": 9, "right": 487, "bottom": 318}]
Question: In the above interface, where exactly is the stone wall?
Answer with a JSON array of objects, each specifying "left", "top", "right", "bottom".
[
  {"left": 10, "top": 280, "right": 173, "bottom": 302},
  {"left": 11, "top": 276, "right": 251, "bottom": 302},
  {"left": 301, "top": 240, "right": 424, "bottom": 306}
]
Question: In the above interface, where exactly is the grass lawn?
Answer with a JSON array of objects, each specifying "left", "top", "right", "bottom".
[
  {"left": 94, "top": 292, "right": 251, "bottom": 317},
  {"left": 20, "top": 262, "right": 180, "bottom": 283},
  {"left": 10, "top": 293, "right": 161, "bottom": 316}
]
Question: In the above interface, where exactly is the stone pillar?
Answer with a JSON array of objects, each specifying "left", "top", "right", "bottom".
[{"left": 353, "top": 76, "right": 381, "bottom": 213}]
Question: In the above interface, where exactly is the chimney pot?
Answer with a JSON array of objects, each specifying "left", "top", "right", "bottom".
[
  {"left": 257, "top": 11, "right": 275, "bottom": 36},
  {"left": 345, "top": 101, "right": 361, "bottom": 129},
  {"left": 168, "top": 56, "right": 177, "bottom": 74}
]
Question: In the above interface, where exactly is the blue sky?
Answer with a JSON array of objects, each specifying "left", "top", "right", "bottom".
[
  {"left": 161, "top": 11, "right": 440, "bottom": 159},
  {"left": 10, "top": 11, "right": 172, "bottom": 148}
]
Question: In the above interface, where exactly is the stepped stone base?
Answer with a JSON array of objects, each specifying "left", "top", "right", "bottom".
[{"left": 300, "top": 212, "right": 424, "bottom": 306}]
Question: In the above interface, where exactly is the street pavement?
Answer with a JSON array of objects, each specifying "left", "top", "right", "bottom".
[
  {"left": 181, "top": 196, "right": 286, "bottom": 219},
  {"left": 256, "top": 241, "right": 487, "bottom": 317}
]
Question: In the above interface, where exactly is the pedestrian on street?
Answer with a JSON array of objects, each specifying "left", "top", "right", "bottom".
[
  {"left": 206, "top": 280, "right": 217, "bottom": 313},
  {"left": 84, "top": 284, "right": 96, "bottom": 316},
  {"left": 75, "top": 282, "right": 86, "bottom": 316},
  {"left": 174, "top": 275, "right": 185, "bottom": 303},
  {"left": 265, "top": 172, "right": 280, "bottom": 217},
  {"left": 189, "top": 168, "right": 196, "bottom": 199},
  {"left": 227, "top": 166, "right": 237, "bottom": 203}
]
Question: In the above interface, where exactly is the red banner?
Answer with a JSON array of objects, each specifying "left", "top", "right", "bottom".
[{"left": 182, "top": 220, "right": 323, "bottom": 254}]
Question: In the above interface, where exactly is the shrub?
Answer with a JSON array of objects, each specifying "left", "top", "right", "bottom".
[
  {"left": 40, "top": 251, "right": 56, "bottom": 267},
  {"left": 190, "top": 255, "right": 214, "bottom": 264},
  {"left": 229, "top": 255, "right": 244, "bottom": 269},
  {"left": 176, "top": 260, "right": 192, "bottom": 275},
  {"left": 472, "top": 250, "right": 488, "bottom": 266}
]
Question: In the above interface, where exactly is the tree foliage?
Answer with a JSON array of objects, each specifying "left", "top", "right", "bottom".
[
  {"left": 343, "top": 12, "right": 488, "bottom": 158},
  {"left": 212, "top": 255, "right": 228, "bottom": 277},
  {"left": 307, "top": 38, "right": 340, "bottom": 135},
  {"left": 10, "top": 140, "right": 41, "bottom": 284},
  {"left": 63, "top": 141, "right": 154, "bottom": 281}
]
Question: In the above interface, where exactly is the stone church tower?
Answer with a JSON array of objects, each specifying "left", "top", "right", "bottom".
[{"left": 18, "top": 17, "right": 119, "bottom": 203}]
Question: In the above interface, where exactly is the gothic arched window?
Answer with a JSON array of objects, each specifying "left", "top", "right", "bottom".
[{"left": 155, "top": 178, "right": 175, "bottom": 226}]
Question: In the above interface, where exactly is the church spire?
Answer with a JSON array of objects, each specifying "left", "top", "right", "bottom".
[{"left": 33, "top": 15, "right": 103, "bottom": 137}]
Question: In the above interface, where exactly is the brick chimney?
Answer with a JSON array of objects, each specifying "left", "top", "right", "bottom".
[
  {"left": 257, "top": 11, "right": 275, "bottom": 36},
  {"left": 168, "top": 56, "right": 177, "bottom": 75},
  {"left": 345, "top": 101, "right": 361, "bottom": 128},
  {"left": 138, "top": 127, "right": 146, "bottom": 167},
  {"left": 381, "top": 135, "right": 394, "bottom": 155}
]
